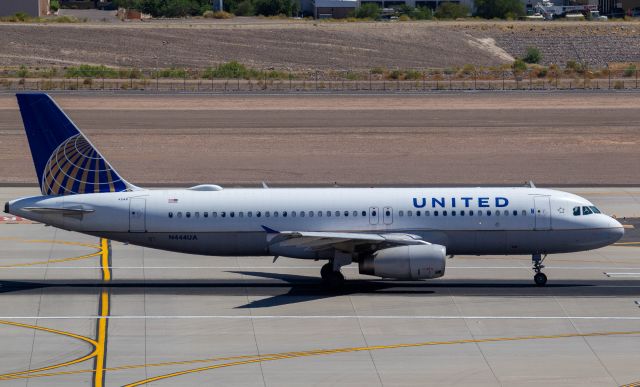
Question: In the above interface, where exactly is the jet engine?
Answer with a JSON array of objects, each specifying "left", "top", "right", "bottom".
[{"left": 359, "top": 244, "right": 446, "bottom": 280}]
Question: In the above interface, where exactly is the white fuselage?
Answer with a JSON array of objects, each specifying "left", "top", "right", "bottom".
[{"left": 7, "top": 187, "right": 624, "bottom": 259}]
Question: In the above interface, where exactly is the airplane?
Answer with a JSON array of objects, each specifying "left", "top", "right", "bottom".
[{"left": 3, "top": 93, "right": 624, "bottom": 286}]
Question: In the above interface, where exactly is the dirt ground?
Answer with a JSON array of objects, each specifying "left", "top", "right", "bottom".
[
  {"left": 0, "top": 92, "right": 639, "bottom": 187},
  {"left": 0, "top": 20, "right": 639, "bottom": 70}
]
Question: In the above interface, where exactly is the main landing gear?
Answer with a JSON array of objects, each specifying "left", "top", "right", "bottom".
[
  {"left": 321, "top": 263, "right": 345, "bottom": 287},
  {"left": 532, "top": 253, "right": 548, "bottom": 286}
]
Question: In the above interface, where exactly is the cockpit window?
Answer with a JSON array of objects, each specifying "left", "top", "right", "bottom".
[
  {"left": 573, "top": 207, "right": 581, "bottom": 216},
  {"left": 582, "top": 206, "right": 593, "bottom": 215},
  {"left": 590, "top": 206, "right": 601, "bottom": 214}
]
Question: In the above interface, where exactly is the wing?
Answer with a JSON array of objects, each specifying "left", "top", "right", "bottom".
[{"left": 262, "top": 226, "right": 428, "bottom": 253}]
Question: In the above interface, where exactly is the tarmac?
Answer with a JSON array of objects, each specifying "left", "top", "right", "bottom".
[{"left": 0, "top": 186, "right": 639, "bottom": 387}]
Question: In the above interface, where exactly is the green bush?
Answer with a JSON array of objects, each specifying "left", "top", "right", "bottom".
[
  {"left": 115, "top": 0, "right": 213, "bottom": 17},
  {"left": 233, "top": 0, "right": 254, "bottom": 16},
  {"left": 398, "top": 5, "right": 433, "bottom": 20},
  {"left": 523, "top": 47, "right": 542, "bottom": 64},
  {"left": 253, "top": 0, "right": 297, "bottom": 16},
  {"left": 204, "top": 10, "right": 234, "bottom": 18},
  {"left": 434, "top": 3, "right": 470, "bottom": 19},
  {"left": 565, "top": 60, "right": 583, "bottom": 73},
  {"left": 50, "top": 0, "right": 60, "bottom": 12},
  {"left": 474, "top": 0, "right": 524, "bottom": 19},
  {"left": 17, "top": 65, "right": 29, "bottom": 78},
  {"left": 353, "top": 3, "right": 381, "bottom": 19}
]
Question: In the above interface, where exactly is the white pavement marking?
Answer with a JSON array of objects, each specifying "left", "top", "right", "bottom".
[
  {"left": 0, "top": 315, "right": 639, "bottom": 320},
  {"left": 605, "top": 272, "right": 640, "bottom": 278}
]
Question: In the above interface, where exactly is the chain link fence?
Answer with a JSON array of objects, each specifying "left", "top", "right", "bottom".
[{"left": 0, "top": 67, "right": 638, "bottom": 92}]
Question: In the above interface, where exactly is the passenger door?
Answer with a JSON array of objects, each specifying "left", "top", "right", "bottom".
[
  {"left": 129, "top": 198, "right": 146, "bottom": 232},
  {"left": 534, "top": 196, "right": 551, "bottom": 230}
]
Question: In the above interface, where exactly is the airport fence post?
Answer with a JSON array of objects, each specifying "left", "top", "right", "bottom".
[
  {"left": 156, "top": 72, "right": 159, "bottom": 91},
  {"left": 289, "top": 71, "right": 292, "bottom": 91},
  {"left": 449, "top": 73, "right": 452, "bottom": 91},
  {"left": 237, "top": 77, "right": 240, "bottom": 91},
  {"left": 183, "top": 73, "right": 186, "bottom": 92},
  {"left": 315, "top": 70, "right": 318, "bottom": 91},
  {"left": 369, "top": 70, "right": 372, "bottom": 91},
  {"left": 502, "top": 71, "right": 504, "bottom": 90},
  {"left": 211, "top": 76, "right": 214, "bottom": 92},
  {"left": 636, "top": 69, "right": 638, "bottom": 89},
  {"left": 76, "top": 77, "right": 79, "bottom": 90},
  {"left": 555, "top": 74, "right": 558, "bottom": 89},
  {"left": 608, "top": 69, "right": 611, "bottom": 89},
  {"left": 474, "top": 71, "right": 477, "bottom": 90},
  {"left": 422, "top": 70, "right": 426, "bottom": 91},
  {"left": 102, "top": 77, "right": 104, "bottom": 90},
  {"left": 529, "top": 71, "right": 532, "bottom": 90},
  {"left": 264, "top": 70, "right": 267, "bottom": 90}
]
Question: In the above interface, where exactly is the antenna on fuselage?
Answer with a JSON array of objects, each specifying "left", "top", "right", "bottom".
[
  {"left": 528, "top": 180, "right": 536, "bottom": 188},
  {"left": 262, "top": 181, "right": 269, "bottom": 189}
]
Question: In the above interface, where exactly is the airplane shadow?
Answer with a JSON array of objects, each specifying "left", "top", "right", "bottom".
[{"left": 0, "top": 270, "right": 638, "bottom": 309}]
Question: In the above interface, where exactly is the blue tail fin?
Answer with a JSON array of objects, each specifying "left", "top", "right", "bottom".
[{"left": 16, "top": 93, "right": 135, "bottom": 196}]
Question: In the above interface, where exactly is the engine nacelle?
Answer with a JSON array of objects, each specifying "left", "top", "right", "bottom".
[{"left": 359, "top": 244, "right": 446, "bottom": 280}]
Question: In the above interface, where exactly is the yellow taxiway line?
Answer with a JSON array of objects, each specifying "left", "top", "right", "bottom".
[
  {"left": 94, "top": 239, "right": 111, "bottom": 387},
  {"left": 0, "top": 238, "right": 101, "bottom": 268}
]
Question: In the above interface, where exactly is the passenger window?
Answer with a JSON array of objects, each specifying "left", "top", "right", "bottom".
[
  {"left": 582, "top": 206, "right": 593, "bottom": 215},
  {"left": 265, "top": 211, "right": 271, "bottom": 217},
  {"left": 230, "top": 212, "right": 235, "bottom": 218},
  {"left": 248, "top": 211, "right": 252, "bottom": 217},
  {"left": 478, "top": 211, "right": 482, "bottom": 216},
  {"left": 408, "top": 210, "right": 413, "bottom": 217},
  {"left": 335, "top": 211, "right": 340, "bottom": 217},
  {"left": 300, "top": 211, "right": 305, "bottom": 217},
  {"left": 416, "top": 210, "right": 421, "bottom": 216},
  {"left": 361, "top": 211, "right": 366, "bottom": 217},
  {"left": 168, "top": 212, "right": 173, "bottom": 218},
  {"left": 573, "top": 207, "right": 581, "bottom": 216},
  {"left": 186, "top": 212, "right": 191, "bottom": 218},
  {"left": 309, "top": 211, "right": 314, "bottom": 217},
  {"left": 256, "top": 211, "right": 261, "bottom": 218},
  {"left": 344, "top": 211, "right": 348, "bottom": 217},
  {"left": 513, "top": 210, "right": 517, "bottom": 216},
  {"left": 273, "top": 211, "right": 278, "bottom": 218},
  {"left": 353, "top": 211, "right": 357, "bottom": 217},
  {"left": 195, "top": 212, "right": 200, "bottom": 218},
  {"left": 177, "top": 212, "right": 183, "bottom": 218},
  {"left": 292, "top": 211, "right": 296, "bottom": 217},
  {"left": 434, "top": 211, "right": 439, "bottom": 216},
  {"left": 204, "top": 212, "right": 208, "bottom": 218},
  {"left": 212, "top": 212, "right": 217, "bottom": 218},
  {"left": 443, "top": 210, "right": 447, "bottom": 216},
  {"left": 425, "top": 210, "right": 430, "bottom": 216},
  {"left": 318, "top": 211, "right": 322, "bottom": 217},
  {"left": 522, "top": 210, "right": 527, "bottom": 216},
  {"left": 327, "top": 211, "right": 332, "bottom": 217},
  {"left": 283, "top": 211, "right": 287, "bottom": 217},
  {"left": 486, "top": 210, "right": 491, "bottom": 216},
  {"left": 369, "top": 211, "right": 374, "bottom": 217},
  {"left": 495, "top": 210, "right": 500, "bottom": 217},
  {"left": 399, "top": 210, "right": 404, "bottom": 217},
  {"left": 469, "top": 210, "right": 474, "bottom": 216},
  {"left": 460, "top": 210, "right": 464, "bottom": 216},
  {"left": 451, "top": 210, "right": 456, "bottom": 216},
  {"left": 385, "top": 210, "right": 391, "bottom": 216}
]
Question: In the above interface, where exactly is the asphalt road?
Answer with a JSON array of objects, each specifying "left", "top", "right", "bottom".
[{"left": 0, "top": 92, "right": 639, "bottom": 186}]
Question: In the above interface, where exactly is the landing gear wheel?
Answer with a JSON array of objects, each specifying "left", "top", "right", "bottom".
[
  {"left": 320, "top": 263, "right": 345, "bottom": 288},
  {"left": 534, "top": 272, "right": 548, "bottom": 286}
]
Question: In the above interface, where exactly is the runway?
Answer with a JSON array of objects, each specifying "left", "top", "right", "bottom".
[{"left": 1, "top": 187, "right": 639, "bottom": 386}]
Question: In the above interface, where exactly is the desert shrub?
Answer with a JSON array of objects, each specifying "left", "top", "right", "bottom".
[
  {"left": 371, "top": 67, "right": 384, "bottom": 75},
  {"left": 536, "top": 67, "right": 548, "bottom": 78},
  {"left": 204, "top": 10, "right": 233, "bottom": 18},
  {"left": 353, "top": 3, "right": 381, "bottom": 19},
  {"left": 474, "top": 0, "right": 524, "bottom": 19},
  {"left": 398, "top": 5, "right": 433, "bottom": 20},
  {"left": 613, "top": 80, "right": 624, "bottom": 89},
  {"left": 399, "top": 14, "right": 410, "bottom": 21},
  {"left": 624, "top": 64, "right": 637, "bottom": 77},
  {"left": 83, "top": 78, "right": 93, "bottom": 86},
  {"left": 512, "top": 58, "right": 527, "bottom": 73},
  {"left": 17, "top": 65, "right": 29, "bottom": 78},
  {"left": 404, "top": 69, "right": 422, "bottom": 80},
  {"left": 156, "top": 67, "right": 188, "bottom": 78},
  {"left": 523, "top": 47, "right": 542, "bottom": 64},
  {"left": 435, "top": 3, "right": 470, "bottom": 19},
  {"left": 461, "top": 64, "right": 476, "bottom": 74},
  {"left": 65, "top": 65, "right": 118, "bottom": 78}
]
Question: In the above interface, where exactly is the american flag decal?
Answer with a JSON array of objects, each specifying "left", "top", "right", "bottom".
[{"left": 168, "top": 198, "right": 178, "bottom": 203}]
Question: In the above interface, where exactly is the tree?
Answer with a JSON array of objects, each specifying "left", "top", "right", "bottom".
[
  {"left": 474, "top": 0, "right": 524, "bottom": 19},
  {"left": 254, "top": 0, "right": 295, "bottom": 16},
  {"left": 233, "top": 0, "right": 255, "bottom": 15},
  {"left": 434, "top": 2, "right": 469, "bottom": 18},
  {"left": 353, "top": 3, "right": 380, "bottom": 19}
]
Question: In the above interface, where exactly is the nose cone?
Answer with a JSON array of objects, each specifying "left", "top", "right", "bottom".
[
  {"left": 605, "top": 217, "right": 624, "bottom": 244},
  {"left": 3, "top": 202, "right": 9, "bottom": 214}
]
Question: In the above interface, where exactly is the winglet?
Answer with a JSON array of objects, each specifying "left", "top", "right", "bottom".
[{"left": 261, "top": 225, "right": 279, "bottom": 234}]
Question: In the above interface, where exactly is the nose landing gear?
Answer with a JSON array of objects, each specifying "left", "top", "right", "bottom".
[{"left": 532, "top": 253, "right": 548, "bottom": 286}]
